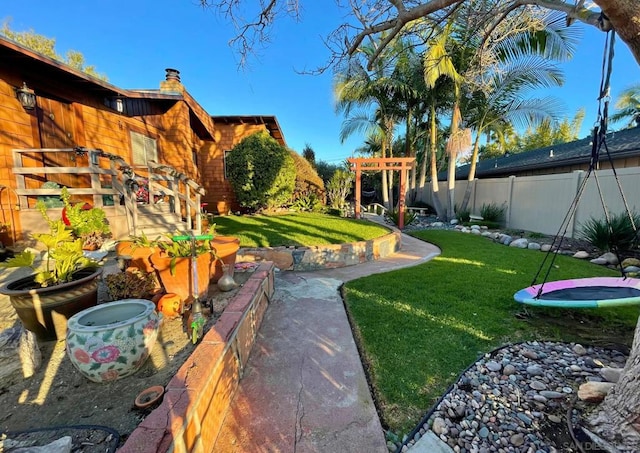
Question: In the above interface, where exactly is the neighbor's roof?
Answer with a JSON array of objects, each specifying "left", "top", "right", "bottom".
[{"left": 452, "top": 125, "right": 640, "bottom": 180}]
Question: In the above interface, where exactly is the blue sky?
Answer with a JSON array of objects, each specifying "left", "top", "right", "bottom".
[{"left": 4, "top": 1, "right": 639, "bottom": 163}]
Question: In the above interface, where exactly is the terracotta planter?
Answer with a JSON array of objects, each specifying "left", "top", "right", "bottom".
[
  {"left": 66, "top": 299, "right": 161, "bottom": 383},
  {"left": 210, "top": 236, "right": 240, "bottom": 283},
  {"left": 115, "top": 242, "right": 158, "bottom": 274},
  {"left": 135, "top": 385, "right": 165, "bottom": 409},
  {"left": 0, "top": 268, "right": 102, "bottom": 341},
  {"left": 150, "top": 251, "right": 211, "bottom": 303}
]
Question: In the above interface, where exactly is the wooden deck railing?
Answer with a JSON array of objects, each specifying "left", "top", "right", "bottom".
[{"left": 11, "top": 148, "right": 204, "bottom": 237}]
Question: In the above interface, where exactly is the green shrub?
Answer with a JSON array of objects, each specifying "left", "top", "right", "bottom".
[
  {"left": 480, "top": 202, "right": 506, "bottom": 223},
  {"left": 289, "top": 150, "right": 325, "bottom": 207},
  {"left": 60, "top": 187, "right": 111, "bottom": 237},
  {"left": 226, "top": 132, "right": 296, "bottom": 211},
  {"left": 454, "top": 205, "right": 470, "bottom": 223},
  {"left": 578, "top": 212, "right": 640, "bottom": 252},
  {"left": 326, "top": 168, "right": 354, "bottom": 210},
  {"left": 385, "top": 209, "right": 417, "bottom": 227},
  {"left": 291, "top": 193, "right": 323, "bottom": 212},
  {"left": 316, "top": 161, "right": 340, "bottom": 185}
]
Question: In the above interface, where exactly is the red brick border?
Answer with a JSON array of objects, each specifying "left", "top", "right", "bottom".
[{"left": 119, "top": 262, "right": 275, "bottom": 453}]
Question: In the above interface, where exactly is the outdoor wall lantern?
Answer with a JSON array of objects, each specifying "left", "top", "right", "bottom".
[
  {"left": 16, "top": 82, "right": 36, "bottom": 110},
  {"left": 115, "top": 98, "right": 124, "bottom": 113}
]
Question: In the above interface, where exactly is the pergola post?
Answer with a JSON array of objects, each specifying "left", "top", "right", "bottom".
[
  {"left": 348, "top": 157, "right": 416, "bottom": 230},
  {"left": 354, "top": 163, "right": 362, "bottom": 220}
]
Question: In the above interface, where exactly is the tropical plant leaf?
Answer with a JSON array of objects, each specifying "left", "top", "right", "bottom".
[{"left": 0, "top": 250, "right": 36, "bottom": 268}]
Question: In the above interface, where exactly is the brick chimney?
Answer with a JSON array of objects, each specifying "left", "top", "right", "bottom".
[{"left": 160, "top": 68, "right": 183, "bottom": 93}]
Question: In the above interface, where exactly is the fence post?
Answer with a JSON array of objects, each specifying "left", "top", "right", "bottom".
[
  {"left": 506, "top": 175, "right": 516, "bottom": 228},
  {"left": 569, "top": 170, "right": 585, "bottom": 238}
]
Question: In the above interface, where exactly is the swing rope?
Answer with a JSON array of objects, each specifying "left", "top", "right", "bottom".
[{"left": 531, "top": 27, "right": 636, "bottom": 298}]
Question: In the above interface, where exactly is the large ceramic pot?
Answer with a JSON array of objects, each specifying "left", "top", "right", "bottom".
[
  {"left": 210, "top": 236, "right": 240, "bottom": 283},
  {"left": 0, "top": 268, "right": 102, "bottom": 341},
  {"left": 66, "top": 299, "right": 161, "bottom": 383},
  {"left": 150, "top": 251, "right": 211, "bottom": 304}
]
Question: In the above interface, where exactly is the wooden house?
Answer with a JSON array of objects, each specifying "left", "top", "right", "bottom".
[{"left": 0, "top": 36, "right": 286, "bottom": 245}]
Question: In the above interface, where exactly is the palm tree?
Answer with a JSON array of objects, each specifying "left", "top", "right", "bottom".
[
  {"left": 425, "top": 5, "right": 579, "bottom": 215},
  {"left": 611, "top": 83, "right": 640, "bottom": 128},
  {"left": 334, "top": 37, "right": 407, "bottom": 210},
  {"left": 422, "top": 21, "right": 467, "bottom": 220}
]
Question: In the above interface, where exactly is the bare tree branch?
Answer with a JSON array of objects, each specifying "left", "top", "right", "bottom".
[{"left": 199, "top": 0, "right": 640, "bottom": 69}]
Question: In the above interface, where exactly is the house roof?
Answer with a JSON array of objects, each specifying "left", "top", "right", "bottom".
[
  {"left": 211, "top": 115, "right": 287, "bottom": 147},
  {"left": 0, "top": 36, "right": 215, "bottom": 139},
  {"left": 452, "top": 125, "right": 640, "bottom": 180}
]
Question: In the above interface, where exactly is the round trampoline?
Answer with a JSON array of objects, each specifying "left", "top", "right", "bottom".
[{"left": 514, "top": 277, "right": 640, "bottom": 308}]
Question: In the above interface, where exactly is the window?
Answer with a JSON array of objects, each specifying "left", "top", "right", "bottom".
[
  {"left": 224, "top": 150, "right": 231, "bottom": 179},
  {"left": 130, "top": 131, "right": 158, "bottom": 166}
]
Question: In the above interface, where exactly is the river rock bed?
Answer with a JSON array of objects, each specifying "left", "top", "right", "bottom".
[{"left": 401, "top": 341, "right": 628, "bottom": 452}]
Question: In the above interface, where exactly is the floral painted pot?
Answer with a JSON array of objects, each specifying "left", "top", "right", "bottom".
[{"left": 66, "top": 299, "right": 161, "bottom": 383}]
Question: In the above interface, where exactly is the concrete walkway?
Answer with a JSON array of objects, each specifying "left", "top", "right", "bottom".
[{"left": 215, "top": 226, "right": 441, "bottom": 452}]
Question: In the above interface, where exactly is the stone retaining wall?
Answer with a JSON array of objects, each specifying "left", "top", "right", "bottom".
[
  {"left": 237, "top": 230, "right": 401, "bottom": 271},
  {"left": 119, "top": 262, "right": 275, "bottom": 453}
]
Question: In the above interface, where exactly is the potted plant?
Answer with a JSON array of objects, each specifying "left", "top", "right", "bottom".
[
  {"left": 150, "top": 230, "right": 215, "bottom": 304},
  {"left": 60, "top": 187, "right": 112, "bottom": 250},
  {"left": 104, "top": 269, "right": 159, "bottom": 301},
  {"left": 115, "top": 232, "right": 161, "bottom": 274},
  {"left": 0, "top": 203, "right": 102, "bottom": 341}
]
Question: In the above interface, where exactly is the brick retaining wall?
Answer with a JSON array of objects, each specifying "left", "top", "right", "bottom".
[
  {"left": 118, "top": 232, "right": 400, "bottom": 452},
  {"left": 119, "top": 262, "right": 275, "bottom": 453}
]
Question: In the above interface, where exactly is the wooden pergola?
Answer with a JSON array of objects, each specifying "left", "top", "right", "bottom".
[{"left": 348, "top": 157, "right": 416, "bottom": 229}]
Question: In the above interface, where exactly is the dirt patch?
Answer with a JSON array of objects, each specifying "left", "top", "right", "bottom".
[{"left": 0, "top": 266, "right": 254, "bottom": 450}]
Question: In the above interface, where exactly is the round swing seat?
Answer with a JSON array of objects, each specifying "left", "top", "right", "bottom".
[{"left": 514, "top": 277, "right": 640, "bottom": 308}]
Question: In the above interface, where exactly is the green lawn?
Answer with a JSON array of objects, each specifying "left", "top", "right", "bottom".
[
  {"left": 209, "top": 212, "right": 390, "bottom": 247},
  {"left": 343, "top": 230, "right": 639, "bottom": 436}
]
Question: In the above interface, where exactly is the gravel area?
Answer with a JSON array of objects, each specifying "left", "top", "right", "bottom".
[{"left": 401, "top": 341, "right": 628, "bottom": 452}]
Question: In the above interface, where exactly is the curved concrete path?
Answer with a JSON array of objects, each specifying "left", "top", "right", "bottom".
[{"left": 215, "top": 222, "right": 440, "bottom": 452}]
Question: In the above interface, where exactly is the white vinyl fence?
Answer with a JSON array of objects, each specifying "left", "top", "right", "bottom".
[{"left": 416, "top": 167, "right": 640, "bottom": 237}]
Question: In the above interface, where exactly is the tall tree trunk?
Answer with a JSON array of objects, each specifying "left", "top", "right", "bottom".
[
  {"left": 381, "top": 139, "right": 389, "bottom": 209},
  {"left": 406, "top": 108, "right": 417, "bottom": 204},
  {"left": 388, "top": 160, "right": 395, "bottom": 210},
  {"left": 598, "top": 0, "right": 640, "bottom": 66},
  {"left": 446, "top": 101, "right": 462, "bottom": 219},
  {"left": 587, "top": 314, "right": 640, "bottom": 451},
  {"left": 418, "top": 136, "right": 428, "bottom": 190},
  {"left": 459, "top": 130, "right": 483, "bottom": 213},
  {"left": 428, "top": 105, "right": 445, "bottom": 219},
  {"left": 446, "top": 153, "right": 457, "bottom": 219},
  {"left": 387, "top": 127, "right": 395, "bottom": 210}
]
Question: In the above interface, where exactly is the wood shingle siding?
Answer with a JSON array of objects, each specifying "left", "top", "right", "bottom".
[{"left": 0, "top": 35, "right": 287, "bottom": 242}]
